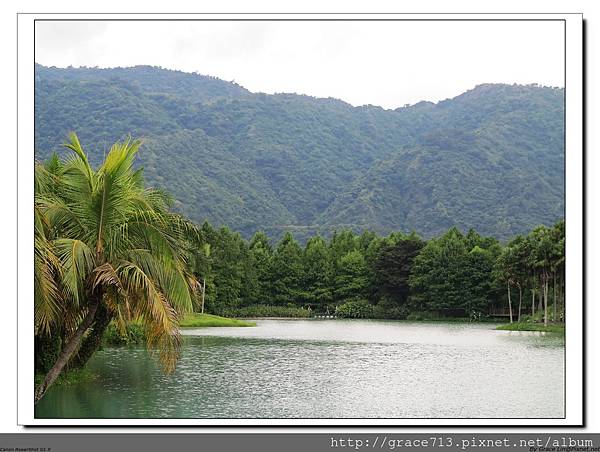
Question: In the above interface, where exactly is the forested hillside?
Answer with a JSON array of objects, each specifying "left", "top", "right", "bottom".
[{"left": 34, "top": 64, "right": 564, "bottom": 240}]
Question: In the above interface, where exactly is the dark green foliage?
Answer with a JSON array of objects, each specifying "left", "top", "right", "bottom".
[
  {"left": 180, "top": 217, "right": 564, "bottom": 321},
  {"left": 269, "top": 232, "right": 304, "bottom": 305},
  {"left": 374, "top": 233, "right": 425, "bottom": 305},
  {"left": 200, "top": 225, "right": 254, "bottom": 314},
  {"left": 334, "top": 250, "right": 369, "bottom": 302},
  {"left": 35, "top": 65, "right": 564, "bottom": 241},
  {"left": 335, "top": 298, "right": 374, "bottom": 319},
  {"left": 35, "top": 333, "right": 62, "bottom": 374},
  {"left": 409, "top": 228, "right": 501, "bottom": 316},
  {"left": 463, "top": 245, "right": 500, "bottom": 313},
  {"left": 221, "top": 305, "right": 312, "bottom": 318},
  {"left": 103, "top": 323, "right": 146, "bottom": 346},
  {"left": 302, "top": 236, "right": 333, "bottom": 308},
  {"left": 247, "top": 231, "right": 274, "bottom": 305},
  {"left": 406, "top": 311, "right": 447, "bottom": 321},
  {"left": 372, "top": 298, "right": 411, "bottom": 320}
]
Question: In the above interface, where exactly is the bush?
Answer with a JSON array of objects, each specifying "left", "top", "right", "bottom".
[
  {"left": 518, "top": 314, "right": 533, "bottom": 323},
  {"left": 221, "top": 305, "right": 312, "bottom": 318},
  {"left": 103, "top": 323, "right": 146, "bottom": 346},
  {"left": 335, "top": 298, "right": 374, "bottom": 319},
  {"left": 372, "top": 298, "right": 411, "bottom": 320},
  {"left": 35, "top": 333, "right": 62, "bottom": 374}
]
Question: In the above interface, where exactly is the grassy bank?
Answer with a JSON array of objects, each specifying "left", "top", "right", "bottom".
[
  {"left": 103, "top": 314, "right": 254, "bottom": 345},
  {"left": 496, "top": 322, "right": 565, "bottom": 333},
  {"left": 180, "top": 313, "right": 255, "bottom": 327}
]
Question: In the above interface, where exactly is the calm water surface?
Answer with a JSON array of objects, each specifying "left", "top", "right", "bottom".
[{"left": 35, "top": 319, "right": 564, "bottom": 419}]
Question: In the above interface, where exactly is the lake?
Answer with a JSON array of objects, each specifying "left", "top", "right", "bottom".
[{"left": 35, "top": 319, "right": 565, "bottom": 419}]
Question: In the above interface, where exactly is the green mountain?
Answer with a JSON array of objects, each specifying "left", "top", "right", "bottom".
[{"left": 34, "top": 64, "right": 565, "bottom": 241}]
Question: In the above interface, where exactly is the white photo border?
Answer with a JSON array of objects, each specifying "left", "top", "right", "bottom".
[{"left": 17, "top": 12, "right": 584, "bottom": 426}]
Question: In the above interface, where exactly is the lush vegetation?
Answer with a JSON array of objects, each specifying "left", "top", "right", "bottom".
[
  {"left": 185, "top": 221, "right": 564, "bottom": 325},
  {"left": 35, "top": 65, "right": 564, "bottom": 241},
  {"left": 103, "top": 323, "right": 147, "bottom": 346}
]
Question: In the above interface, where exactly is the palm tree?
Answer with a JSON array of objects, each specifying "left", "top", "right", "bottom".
[
  {"left": 494, "top": 246, "right": 515, "bottom": 323},
  {"left": 34, "top": 133, "right": 199, "bottom": 404},
  {"left": 200, "top": 243, "right": 211, "bottom": 314}
]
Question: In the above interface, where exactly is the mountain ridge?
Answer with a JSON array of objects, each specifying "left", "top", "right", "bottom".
[{"left": 34, "top": 64, "right": 565, "bottom": 241}]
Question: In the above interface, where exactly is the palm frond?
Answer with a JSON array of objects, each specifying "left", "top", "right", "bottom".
[
  {"left": 53, "top": 238, "right": 96, "bottom": 306},
  {"left": 62, "top": 132, "right": 94, "bottom": 192},
  {"left": 116, "top": 260, "right": 182, "bottom": 373},
  {"left": 34, "top": 236, "right": 62, "bottom": 335}
]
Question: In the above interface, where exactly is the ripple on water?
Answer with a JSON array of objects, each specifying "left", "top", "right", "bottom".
[{"left": 35, "top": 319, "right": 564, "bottom": 419}]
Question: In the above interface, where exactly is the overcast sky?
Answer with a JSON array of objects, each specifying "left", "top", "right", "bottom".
[{"left": 35, "top": 20, "right": 564, "bottom": 109}]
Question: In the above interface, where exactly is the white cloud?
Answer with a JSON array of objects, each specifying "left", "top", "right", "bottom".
[{"left": 35, "top": 20, "right": 564, "bottom": 109}]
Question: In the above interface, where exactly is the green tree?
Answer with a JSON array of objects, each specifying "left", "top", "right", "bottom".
[
  {"left": 374, "top": 233, "right": 425, "bottom": 306},
  {"left": 410, "top": 228, "right": 467, "bottom": 314},
  {"left": 410, "top": 227, "right": 498, "bottom": 317},
  {"left": 270, "top": 232, "right": 303, "bottom": 305},
  {"left": 334, "top": 250, "right": 369, "bottom": 303},
  {"left": 207, "top": 227, "right": 249, "bottom": 313},
  {"left": 198, "top": 243, "right": 211, "bottom": 313},
  {"left": 464, "top": 245, "right": 498, "bottom": 315},
  {"left": 550, "top": 220, "right": 565, "bottom": 321},
  {"left": 302, "top": 235, "right": 333, "bottom": 309},
  {"left": 247, "top": 231, "right": 273, "bottom": 305},
  {"left": 329, "top": 230, "right": 358, "bottom": 263},
  {"left": 507, "top": 235, "right": 530, "bottom": 321},
  {"left": 529, "top": 226, "right": 554, "bottom": 326},
  {"left": 494, "top": 246, "right": 517, "bottom": 323}
]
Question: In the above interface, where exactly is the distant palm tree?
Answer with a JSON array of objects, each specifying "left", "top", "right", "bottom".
[
  {"left": 200, "top": 243, "right": 211, "bottom": 314},
  {"left": 34, "top": 133, "right": 199, "bottom": 404}
]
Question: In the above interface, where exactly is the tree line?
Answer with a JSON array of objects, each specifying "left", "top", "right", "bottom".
[{"left": 191, "top": 220, "right": 565, "bottom": 324}]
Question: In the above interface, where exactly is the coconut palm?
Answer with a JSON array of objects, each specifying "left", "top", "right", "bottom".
[{"left": 34, "top": 133, "right": 199, "bottom": 404}]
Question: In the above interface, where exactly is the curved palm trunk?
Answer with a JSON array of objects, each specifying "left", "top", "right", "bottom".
[
  {"left": 68, "top": 303, "right": 112, "bottom": 370},
  {"left": 34, "top": 297, "right": 100, "bottom": 404}
]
